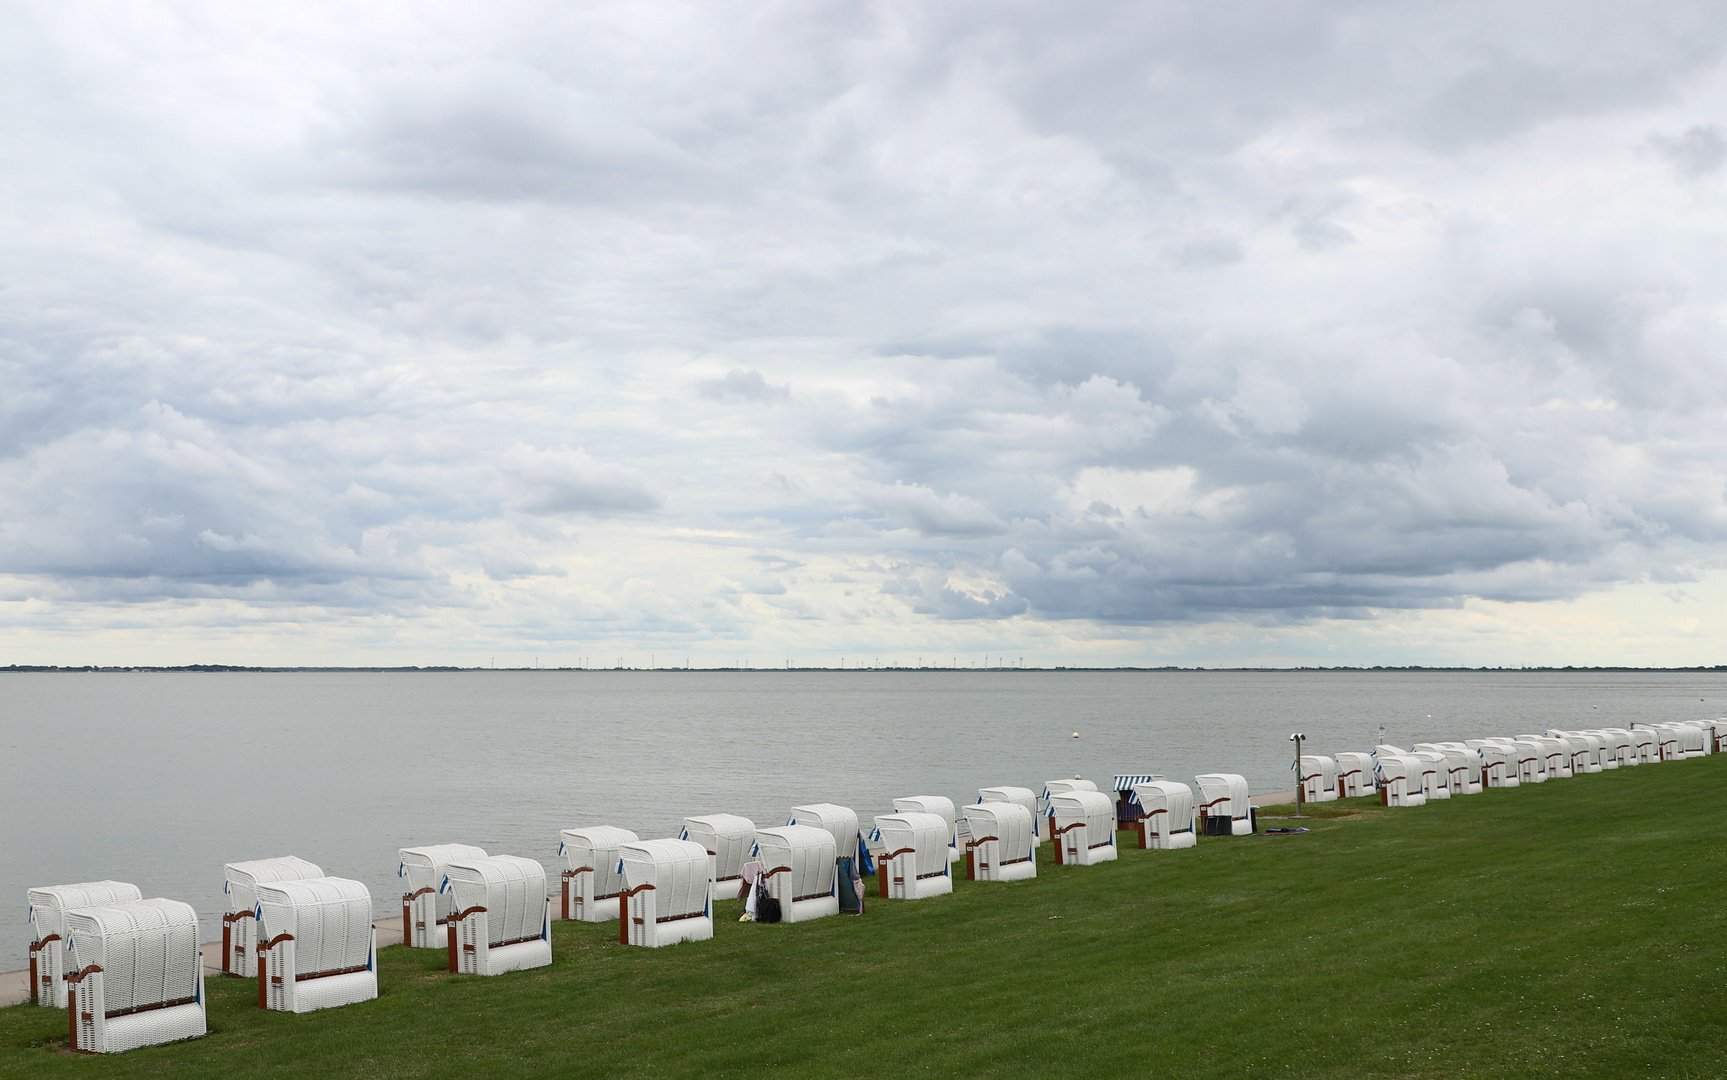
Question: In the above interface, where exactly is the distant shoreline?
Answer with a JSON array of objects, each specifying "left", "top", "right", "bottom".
[{"left": 6, "top": 664, "right": 1727, "bottom": 674}]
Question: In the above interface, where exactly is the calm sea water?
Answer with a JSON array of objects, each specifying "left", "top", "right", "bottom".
[{"left": 5, "top": 668, "right": 1724, "bottom": 965}]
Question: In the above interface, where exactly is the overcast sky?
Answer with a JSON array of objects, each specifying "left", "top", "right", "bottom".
[{"left": 5, "top": 0, "right": 1727, "bottom": 667}]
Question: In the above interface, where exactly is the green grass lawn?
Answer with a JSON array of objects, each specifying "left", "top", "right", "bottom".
[{"left": 6, "top": 757, "right": 1725, "bottom": 1079}]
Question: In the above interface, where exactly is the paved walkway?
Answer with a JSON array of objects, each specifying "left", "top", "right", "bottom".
[{"left": 1, "top": 917, "right": 406, "bottom": 1008}]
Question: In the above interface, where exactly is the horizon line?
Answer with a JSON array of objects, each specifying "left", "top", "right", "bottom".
[{"left": 7, "top": 663, "right": 1727, "bottom": 674}]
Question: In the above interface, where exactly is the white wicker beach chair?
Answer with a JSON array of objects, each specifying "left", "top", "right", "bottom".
[
  {"left": 1628, "top": 727, "right": 1659, "bottom": 763},
  {"left": 680, "top": 815, "right": 756, "bottom": 902},
  {"left": 1476, "top": 738, "right": 1522, "bottom": 783},
  {"left": 255, "top": 877, "right": 377, "bottom": 1013},
  {"left": 751, "top": 826, "right": 839, "bottom": 922},
  {"left": 1571, "top": 731, "right": 1607, "bottom": 772},
  {"left": 1505, "top": 739, "right": 1547, "bottom": 782},
  {"left": 1039, "top": 778, "right": 1097, "bottom": 821},
  {"left": 1048, "top": 790, "right": 1118, "bottom": 865},
  {"left": 63, "top": 899, "right": 205, "bottom": 1054},
  {"left": 223, "top": 857, "right": 323, "bottom": 977},
  {"left": 439, "top": 856, "right": 552, "bottom": 975},
  {"left": 1694, "top": 720, "right": 1726, "bottom": 754},
  {"left": 1194, "top": 773, "right": 1255, "bottom": 833},
  {"left": 892, "top": 796, "right": 962, "bottom": 863},
  {"left": 1465, "top": 741, "right": 1516, "bottom": 788},
  {"left": 787, "top": 804, "right": 860, "bottom": 864},
  {"left": 617, "top": 839, "right": 714, "bottom": 947},
  {"left": 1298, "top": 756, "right": 1339, "bottom": 803},
  {"left": 1642, "top": 724, "right": 1683, "bottom": 760},
  {"left": 1523, "top": 735, "right": 1571, "bottom": 778},
  {"left": 556, "top": 828, "right": 637, "bottom": 922},
  {"left": 1408, "top": 750, "right": 1449, "bottom": 799},
  {"left": 1372, "top": 752, "right": 1426, "bottom": 807},
  {"left": 1334, "top": 752, "right": 1376, "bottom": 798},
  {"left": 1707, "top": 719, "right": 1727, "bottom": 754},
  {"left": 27, "top": 881, "right": 141, "bottom": 1008},
  {"left": 1668, "top": 722, "right": 1710, "bottom": 758},
  {"left": 871, "top": 813, "right": 954, "bottom": 899},
  {"left": 1128, "top": 781, "right": 1197, "bottom": 849},
  {"left": 399, "top": 844, "right": 487, "bottom": 947},
  {"left": 1416, "top": 744, "right": 1482, "bottom": 794},
  {"left": 977, "top": 786, "right": 1040, "bottom": 838},
  {"left": 1558, "top": 731, "right": 1598, "bottom": 771},
  {"left": 960, "top": 802, "right": 1038, "bottom": 880},
  {"left": 1581, "top": 729, "right": 1609, "bottom": 767},
  {"left": 1596, "top": 728, "right": 1634, "bottom": 767}
]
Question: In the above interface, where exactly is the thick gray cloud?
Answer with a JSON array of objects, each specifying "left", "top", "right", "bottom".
[{"left": 3, "top": 0, "right": 1727, "bottom": 660}]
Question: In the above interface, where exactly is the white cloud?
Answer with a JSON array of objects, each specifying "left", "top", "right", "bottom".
[
  {"left": 5, "top": 0, "right": 1727, "bottom": 663},
  {"left": 861, "top": 482, "right": 1006, "bottom": 537}
]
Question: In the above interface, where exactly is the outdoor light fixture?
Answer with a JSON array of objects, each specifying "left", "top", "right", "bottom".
[{"left": 1290, "top": 732, "right": 1307, "bottom": 817}]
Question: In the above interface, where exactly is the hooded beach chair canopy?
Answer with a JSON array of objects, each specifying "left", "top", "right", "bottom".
[
  {"left": 223, "top": 856, "right": 324, "bottom": 977},
  {"left": 1408, "top": 750, "right": 1450, "bottom": 798},
  {"left": 892, "top": 796, "right": 961, "bottom": 860},
  {"left": 1299, "top": 756, "right": 1339, "bottom": 802},
  {"left": 1334, "top": 752, "right": 1376, "bottom": 797},
  {"left": 1113, "top": 774, "right": 1164, "bottom": 791},
  {"left": 1503, "top": 739, "right": 1547, "bottom": 782},
  {"left": 788, "top": 803, "right": 860, "bottom": 862},
  {"left": 441, "top": 855, "right": 552, "bottom": 975},
  {"left": 255, "top": 876, "right": 378, "bottom": 1013},
  {"left": 1373, "top": 752, "right": 1427, "bottom": 806},
  {"left": 618, "top": 838, "right": 714, "bottom": 947},
  {"left": 399, "top": 844, "right": 486, "bottom": 947},
  {"left": 1552, "top": 730, "right": 1605, "bottom": 772},
  {"left": 681, "top": 814, "right": 757, "bottom": 901},
  {"left": 1416, "top": 744, "right": 1483, "bottom": 794},
  {"left": 1049, "top": 789, "right": 1118, "bottom": 865},
  {"left": 1661, "top": 722, "right": 1710, "bottom": 757},
  {"left": 64, "top": 899, "right": 206, "bottom": 1054},
  {"left": 1524, "top": 735, "right": 1573, "bottom": 778},
  {"left": 28, "top": 880, "right": 142, "bottom": 1008},
  {"left": 873, "top": 812, "right": 954, "bottom": 899},
  {"left": 961, "top": 801, "right": 1037, "bottom": 881},
  {"left": 978, "top": 786, "right": 1040, "bottom": 836},
  {"left": 1464, "top": 741, "right": 1517, "bottom": 787},
  {"left": 1194, "top": 773, "right": 1254, "bottom": 833},
  {"left": 1129, "top": 781, "right": 1197, "bottom": 849},
  {"left": 1597, "top": 727, "right": 1636, "bottom": 766},
  {"left": 1040, "top": 778, "right": 1097, "bottom": 817},
  {"left": 1704, "top": 719, "right": 1727, "bottom": 753},
  {"left": 752, "top": 825, "right": 839, "bottom": 922},
  {"left": 558, "top": 826, "right": 638, "bottom": 922}
]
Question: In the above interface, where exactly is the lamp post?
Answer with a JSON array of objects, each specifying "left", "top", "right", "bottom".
[{"left": 1290, "top": 732, "right": 1307, "bottom": 818}]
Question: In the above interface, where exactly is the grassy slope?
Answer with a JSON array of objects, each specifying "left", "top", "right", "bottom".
[{"left": 4, "top": 757, "right": 1724, "bottom": 1079}]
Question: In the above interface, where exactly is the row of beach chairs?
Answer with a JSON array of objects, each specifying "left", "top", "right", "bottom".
[
  {"left": 1295, "top": 721, "right": 1725, "bottom": 807},
  {"left": 27, "top": 720, "right": 1723, "bottom": 1052}
]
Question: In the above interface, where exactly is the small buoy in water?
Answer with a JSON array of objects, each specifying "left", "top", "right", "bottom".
[{"left": 1071, "top": 732, "right": 1079, "bottom": 739}]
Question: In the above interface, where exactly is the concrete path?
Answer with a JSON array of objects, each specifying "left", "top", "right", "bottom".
[{"left": 1, "top": 916, "right": 407, "bottom": 1009}]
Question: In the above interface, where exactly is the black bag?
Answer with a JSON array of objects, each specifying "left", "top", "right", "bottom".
[{"left": 757, "top": 892, "right": 782, "bottom": 924}]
